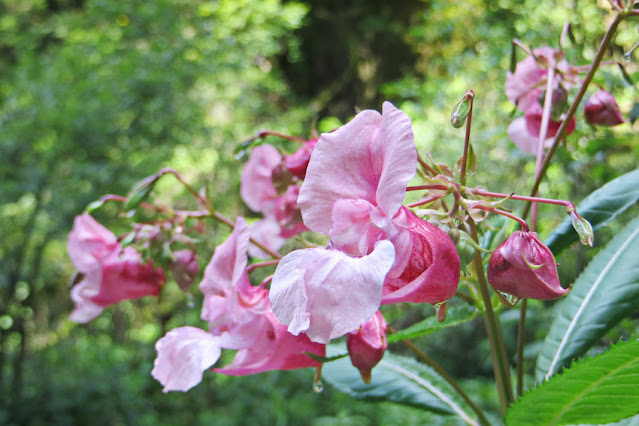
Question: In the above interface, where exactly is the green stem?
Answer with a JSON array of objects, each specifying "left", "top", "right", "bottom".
[
  {"left": 389, "top": 328, "right": 490, "bottom": 426},
  {"left": 516, "top": 298, "right": 528, "bottom": 397},
  {"left": 469, "top": 220, "right": 513, "bottom": 413}
]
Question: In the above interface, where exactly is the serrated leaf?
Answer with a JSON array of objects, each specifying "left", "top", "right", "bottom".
[
  {"left": 322, "top": 345, "right": 478, "bottom": 424},
  {"left": 536, "top": 218, "right": 639, "bottom": 381},
  {"left": 387, "top": 305, "right": 479, "bottom": 343},
  {"left": 545, "top": 168, "right": 639, "bottom": 254},
  {"left": 508, "top": 339, "right": 639, "bottom": 426}
]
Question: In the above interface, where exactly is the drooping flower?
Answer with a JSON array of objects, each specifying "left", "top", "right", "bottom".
[
  {"left": 68, "top": 214, "right": 165, "bottom": 323},
  {"left": 346, "top": 310, "right": 388, "bottom": 384},
  {"left": 584, "top": 89, "right": 625, "bottom": 126},
  {"left": 487, "top": 231, "right": 567, "bottom": 300},
  {"left": 152, "top": 217, "right": 324, "bottom": 392},
  {"left": 269, "top": 102, "right": 460, "bottom": 344}
]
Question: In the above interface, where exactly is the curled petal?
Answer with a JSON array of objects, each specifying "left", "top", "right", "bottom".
[
  {"left": 382, "top": 211, "right": 460, "bottom": 305},
  {"left": 269, "top": 240, "right": 396, "bottom": 344},
  {"left": 68, "top": 214, "right": 118, "bottom": 272},
  {"left": 299, "top": 102, "right": 416, "bottom": 233},
  {"left": 240, "top": 144, "right": 282, "bottom": 213},
  {"left": 284, "top": 138, "right": 319, "bottom": 180},
  {"left": 69, "top": 270, "right": 104, "bottom": 323},
  {"left": 487, "top": 231, "right": 567, "bottom": 300},
  {"left": 152, "top": 327, "right": 222, "bottom": 392},
  {"left": 200, "top": 217, "right": 250, "bottom": 298}
]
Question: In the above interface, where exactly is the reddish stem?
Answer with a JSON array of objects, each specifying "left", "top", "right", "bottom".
[
  {"left": 471, "top": 204, "right": 530, "bottom": 232},
  {"left": 406, "top": 184, "right": 449, "bottom": 192},
  {"left": 247, "top": 259, "right": 281, "bottom": 274},
  {"left": 469, "top": 189, "right": 575, "bottom": 209},
  {"left": 407, "top": 194, "right": 445, "bottom": 208}
]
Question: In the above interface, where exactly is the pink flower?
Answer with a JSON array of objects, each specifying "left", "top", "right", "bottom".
[
  {"left": 584, "top": 89, "right": 625, "bottom": 126},
  {"left": 507, "top": 103, "right": 575, "bottom": 155},
  {"left": 152, "top": 217, "right": 325, "bottom": 392},
  {"left": 240, "top": 144, "right": 282, "bottom": 215},
  {"left": 487, "top": 231, "right": 568, "bottom": 300},
  {"left": 346, "top": 311, "right": 387, "bottom": 384},
  {"left": 169, "top": 249, "right": 199, "bottom": 291},
  {"left": 68, "top": 214, "right": 165, "bottom": 323},
  {"left": 297, "top": 102, "right": 460, "bottom": 304},
  {"left": 505, "top": 46, "right": 577, "bottom": 112},
  {"left": 284, "top": 138, "right": 319, "bottom": 179},
  {"left": 269, "top": 240, "right": 395, "bottom": 344},
  {"left": 151, "top": 326, "right": 222, "bottom": 393}
]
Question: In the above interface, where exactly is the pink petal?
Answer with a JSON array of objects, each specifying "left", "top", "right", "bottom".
[
  {"left": 248, "top": 217, "right": 286, "bottom": 259},
  {"left": 329, "top": 199, "right": 384, "bottom": 257},
  {"left": 200, "top": 217, "right": 250, "bottom": 298},
  {"left": 240, "top": 144, "right": 282, "bottom": 213},
  {"left": 487, "top": 231, "right": 567, "bottom": 300},
  {"left": 151, "top": 326, "right": 222, "bottom": 392},
  {"left": 92, "top": 247, "right": 165, "bottom": 305},
  {"left": 269, "top": 240, "right": 396, "bottom": 344},
  {"left": 299, "top": 102, "right": 416, "bottom": 233},
  {"left": 346, "top": 310, "right": 387, "bottom": 382},
  {"left": 68, "top": 214, "right": 118, "bottom": 272},
  {"left": 69, "top": 270, "right": 104, "bottom": 323},
  {"left": 216, "top": 312, "right": 324, "bottom": 376},
  {"left": 382, "top": 211, "right": 460, "bottom": 305},
  {"left": 507, "top": 117, "right": 550, "bottom": 155}
]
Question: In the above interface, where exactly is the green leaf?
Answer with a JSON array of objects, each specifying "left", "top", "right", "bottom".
[
  {"left": 387, "top": 305, "right": 479, "bottom": 343},
  {"left": 124, "top": 174, "right": 161, "bottom": 210},
  {"left": 536, "top": 218, "right": 639, "bottom": 381},
  {"left": 322, "top": 345, "right": 478, "bottom": 423},
  {"left": 545, "top": 168, "right": 639, "bottom": 255},
  {"left": 507, "top": 339, "right": 639, "bottom": 426}
]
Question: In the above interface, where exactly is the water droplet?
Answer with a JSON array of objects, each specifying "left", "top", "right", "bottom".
[
  {"left": 313, "top": 379, "right": 323, "bottom": 393},
  {"left": 624, "top": 52, "right": 633, "bottom": 63},
  {"left": 498, "top": 292, "right": 521, "bottom": 306}
]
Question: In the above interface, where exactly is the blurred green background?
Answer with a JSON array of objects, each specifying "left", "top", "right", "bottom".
[{"left": 1, "top": 0, "right": 637, "bottom": 424}]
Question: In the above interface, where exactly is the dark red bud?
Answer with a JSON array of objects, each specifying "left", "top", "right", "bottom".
[
  {"left": 584, "top": 89, "right": 625, "bottom": 127},
  {"left": 487, "top": 231, "right": 568, "bottom": 300},
  {"left": 346, "top": 311, "right": 387, "bottom": 384},
  {"left": 284, "top": 139, "right": 319, "bottom": 180}
]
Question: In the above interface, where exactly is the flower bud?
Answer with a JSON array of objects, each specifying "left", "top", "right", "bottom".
[
  {"left": 170, "top": 249, "right": 199, "bottom": 291},
  {"left": 346, "top": 311, "right": 387, "bottom": 384},
  {"left": 487, "top": 231, "right": 567, "bottom": 300},
  {"left": 568, "top": 209, "right": 594, "bottom": 247},
  {"left": 284, "top": 138, "right": 319, "bottom": 180},
  {"left": 584, "top": 89, "right": 625, "bottom": 126}
]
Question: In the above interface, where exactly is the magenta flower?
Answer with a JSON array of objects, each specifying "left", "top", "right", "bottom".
[
  {"left": 346, "top": 310, "right": 388, "bottom": 384},
  {"left": 284, "top": 138, "right": 319, "bottom": 179},
  {"left": 584, "top": 89, "right": 625, "bottom": 126},
  {"left": 507, "top": 103, "right": 575, "bottom": 155},
  {"left": 68, "top": 214, "right": 165, "bottom": 323},
  {"left": 153, "top": 217, "right": 324, "bottom": 392},
  {"left": 487, "top": 231, "right": 567, "bottom": 300}
]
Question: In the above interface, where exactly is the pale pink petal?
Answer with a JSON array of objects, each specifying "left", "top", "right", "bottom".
[
  {"left": 299, "top": 102, "right": 416, "bottom": 233},
  {"left": 68, "top": 214, "right": 118, "bottom": 272},
  {"left": 329, "top": 199, "right": 384, "bottom": 257},
  {"left": 240, "top": 145, "right": 281, "bottom": 213},
  {"left": 69, "top": 270, "right": 104, "bottom": 323},
  {"left": 151, "top": 326, "right": 222, "bottom": 392},
  {"left": 505, "top": 56, "right": 546, "bottom": 109},
  {"left": 216, "top": 312, "right": 324, "bottom": 376},
  {"left": 507, "top": 117, "right": 548, "bottom": 155},
  {"left": 269, "top": 240, "right": 395, "bottom": 344},
  {"left": 199, "top": 217, "right": 250, "bottom": 297},
  {"left": 247, "top": 217, "right": 286, "bottom": 259}
]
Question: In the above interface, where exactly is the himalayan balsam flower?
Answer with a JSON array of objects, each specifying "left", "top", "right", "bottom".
[
  {"left": 584, "top": 89, "right": 625, "bottom": 126},
  {"left": 269, "top": 102, "right": 460, "bottom": 344},
  {"left": 346, "top": 310, "right": 388, "bottom": 384},
  {"left": 152, "top": 217, "right": 324, "bottom": 392},
  {"left": 487, "top": 231, "right": 567, "bottom": 300},
  {"left": 68, "top": 214, "right": 165, "bottom": 323}
]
